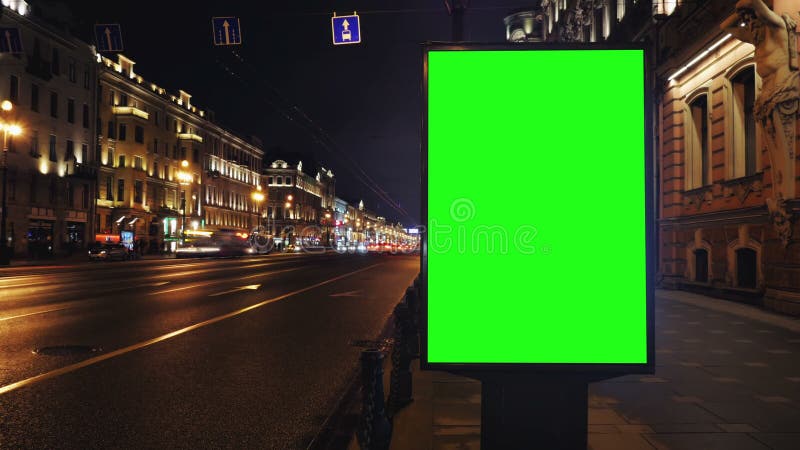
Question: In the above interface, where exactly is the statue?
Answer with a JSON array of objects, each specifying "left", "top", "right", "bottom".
[{"left": 722, "top": 0, "right": 799, "bottom": 246}]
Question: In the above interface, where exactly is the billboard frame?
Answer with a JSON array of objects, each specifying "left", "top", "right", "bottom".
[{"left": 420, "top": 42, "right": 655, "bottom": 377}]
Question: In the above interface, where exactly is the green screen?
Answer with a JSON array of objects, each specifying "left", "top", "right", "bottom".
[{"left": 426, "top": 48, "right": 647, "bottom": 365}]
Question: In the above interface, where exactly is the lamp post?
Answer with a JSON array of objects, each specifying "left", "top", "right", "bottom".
[
  {"left": 177, "top": 160, "right": 191, "bottom": 245},
  {"left": 1, "top": 100, "right": 22, "bottom": 265},
  {"left": 324, "top": 212, "right": 332, "bottom": 247},
  {"left": 251, "top": 185, "right": 264, "bottom": 229}
]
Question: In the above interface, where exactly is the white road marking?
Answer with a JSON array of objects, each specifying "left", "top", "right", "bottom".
[
  {"left": 208, "top": 284, "right": 261, "bottom": 297},
  {"left": 329, "top": 290, "right": 363, "bottom": 298},
  {"left": 0, "top": 263, "right": 383, "bottom": 395}
]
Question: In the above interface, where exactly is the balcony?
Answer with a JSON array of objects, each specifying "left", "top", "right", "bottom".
[
  {"left": 66, "top": 163, "right": 98, "bottom": 180},
  {"left": 112, "top": 106, "right": 149, "bottom": 120},
  {"left": 177, "top": 133, "right": 203, "bottom": 143}
]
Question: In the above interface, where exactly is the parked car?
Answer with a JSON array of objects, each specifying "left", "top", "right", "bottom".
[{"left": 88, "top": 244, "right": 129, "bottom": 261}]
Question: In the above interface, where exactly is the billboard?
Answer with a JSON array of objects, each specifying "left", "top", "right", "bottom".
[{"left": 422, "top": 45, "right": 653, "bottom": 373}]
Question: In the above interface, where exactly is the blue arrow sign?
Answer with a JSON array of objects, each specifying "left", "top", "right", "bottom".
[
  {"left": 94, "top": 24, "right": 124, "bottom": 53},
  {"left": 212, "top": 17, "right": 242, "bottom": 46},
  {"left": 331, "top": 14, "right": 361, "bottom": 45},
  {"left": 0, "top": 28, "right": 23, "bottom": 53}
]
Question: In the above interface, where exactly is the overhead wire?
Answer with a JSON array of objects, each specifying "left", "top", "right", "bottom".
[{"left": 215, "top": 49, "right": 413, "bottom": 222}]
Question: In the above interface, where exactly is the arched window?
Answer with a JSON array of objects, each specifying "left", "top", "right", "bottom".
[
  {"left": 694, "top": 249, "right": 709, "bottom": 282},
  {"left": 730, "top": 67, "right": 757, "bottom": 177},
  {"left": 736, "top": 248, "right": 757, "bottom": 289},
  {"left": 686, "top": 93, "right": 710, "bottom": 189}
]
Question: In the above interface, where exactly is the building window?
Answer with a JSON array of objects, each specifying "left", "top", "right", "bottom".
[
  {"left": 134, "top": 180, "right": 143, "bottom": 204},
  {"left": 268, "top": 176, "right": 273, "bottom": 185},
  {"left": 50, "top": 92, "right": 58, "bottom": 118},
  {"left": 83, "top": 64, "right": 90, "bottom": 89},
  {"left": 30, "top": 131, "right": 39, "bottom": 157},
  {"left": 118, "top": 155, "right": 126, "bottom": 168},
  {"left": 119, "top": 123, "right": 127, "bottom": 141},
  {"left": 731, "top": 67, "right": 757, "bottom": 177},
  {"left": 285, "top": 176, "right": 292, "bottom": 186},
  {"left": 736, "top": 248, "right": 757, "bottom": 288},
  {"left": 107, "top": 147, "right": 114, "bottom": 167},
  {"left": 51, "top": 48, "right": 60, "bottom": 75},
  {"left": 9, "top": 75, "right": 18, "bottom": 103},
  {"left": 49, "top": 134, "right": 57, "bottom": 161},
  {"left": 82, "top": 104, "right": 89, "bottom": 128},
  {"left": 109, "top": 90, "right": 114, "bottom": 106},
  {"left": 134, "top": 155, "right": 143, "bottom": 170},
  {"left": 694, "top": 249, "right": 709, "bottom": 282},
  {"left": 154, "top": 111, "right": 160, "bottom": 126},
  {"left": 82, "top": 184, "right": 89, "bottom": 208},
  {"left": 153, "top": 138, "right": 159, "bottom": 154},
  {"left": 66, "top": 182, "right": 74, "bottom": 206},
  {"left": 193, "top": 148, "right": 199, "bottom": 163},
  {"left": 68, "top": 59, "right": 76, "bottom": 83},
  {"left": 119, "top": 93, "right": 128, "bottom": 107},
  {"left": 106, "top": 176, "right": 113, "bottom": 200},
  {"left": 686, "top": 94, "right": 709, "bottom": 189},
  {"left": 134, "top": 125, "right": 144, "bottom": 143},
  {"left": 30, "top": 84, "right": 39, "bottom": 112},
  {"left": 67, "top": 98, "right": 75, "bottom": 123},
  {"left": 117, "top": 179, "right": 125, "bottom": 202},
  {"left": 154, "top": 162, "right": 159, "bottom": 178},
  {"left": 65, "top": 140, "right": 74, "bottom": 161},
  {"left": 276, "top": 176, "right": 283, "bottom": 185},
  {"left": 107, "top": 121, "right": 116, "bottom": 139},
  {"left": 81, "top": 143, "right": 88, "bottom": 163}
]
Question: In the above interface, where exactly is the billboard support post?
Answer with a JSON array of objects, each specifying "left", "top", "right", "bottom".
[{"left": 479, "top": 374, "right": 589, "bottom": 449}]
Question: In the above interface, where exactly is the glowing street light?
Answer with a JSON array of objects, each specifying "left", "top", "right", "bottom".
[{"left": 1, "top": 100, "right": 22, "bottom": 265}]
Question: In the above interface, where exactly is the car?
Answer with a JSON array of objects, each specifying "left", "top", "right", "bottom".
[{"left": 88, "top": 244, "right": 129, "bottom": 261}]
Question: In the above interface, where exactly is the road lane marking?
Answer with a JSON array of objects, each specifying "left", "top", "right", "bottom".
[
  {"left": 0, "top": 306, "right": 73, "bottom": 322},
  {"left": 147, "top": 266, "right": 304, "bottom": 296},
  {"left": 208, "top": 284, "right": 261, "bottom": 297},
  {"left": 141, "top": 281, "right": 170, "bottom": 287},
  {"left": 0, "top": 263, "right": 383, "bottom": 395},
  {"left": 330, "top": 290, "right": 363, "bottom": 298}
]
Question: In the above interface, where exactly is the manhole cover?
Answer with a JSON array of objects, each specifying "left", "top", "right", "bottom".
[{"left": 33, "top": 345, "right": 102, "bottom": 356}]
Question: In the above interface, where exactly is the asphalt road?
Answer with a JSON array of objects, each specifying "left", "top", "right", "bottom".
[{"left": 0, "top": 252, "right": 420, "bottom": 449}]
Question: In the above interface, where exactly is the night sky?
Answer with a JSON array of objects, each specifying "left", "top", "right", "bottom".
[{"left": 44, "top": 1, "right": 532, "bottom": 225}]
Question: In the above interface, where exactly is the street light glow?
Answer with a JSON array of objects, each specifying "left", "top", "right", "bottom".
[
  {"left": 181, "top": 160, "right": 189, "bottom": 168},
  {"left": 7, "top": 125, "right": 21, "bottom": 136},
  {"left": 1, "top": 101, "right": 12, "bottom": 112}
]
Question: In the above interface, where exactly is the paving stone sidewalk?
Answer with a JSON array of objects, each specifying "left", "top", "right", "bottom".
[{"left": 374, "top": 289, "right": 800, "bottom": 450}]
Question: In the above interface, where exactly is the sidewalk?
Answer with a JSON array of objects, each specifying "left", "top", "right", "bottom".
[{"left": 373, "top": 289, "right": 800, "bottom": 450}]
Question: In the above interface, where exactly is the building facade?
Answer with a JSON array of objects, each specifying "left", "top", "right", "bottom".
[
  {"left": 95, "top": 53, "right": 263, "bottom": 253},
  {"left": 534, "top": 0, "right": 800, "bottom": 314},
  {"left": 1, "top": 3, "right": 98, "bottom": 258},
  {"left": 263, "top": 159, "right": 335, "bottom": 247}
]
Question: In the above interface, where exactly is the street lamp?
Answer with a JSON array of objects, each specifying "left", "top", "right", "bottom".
[
  {"left": 324, "top": 212, "right": 332, "bottom": 247},
  {"left": 1, "top": 100, "right": 22, "bottom": 265},
  {"left": 251, "top": 185, "right": 264, "bottom": 229},
  {"left": 176, "top": 160, "right": 191, "bottom": 244}
]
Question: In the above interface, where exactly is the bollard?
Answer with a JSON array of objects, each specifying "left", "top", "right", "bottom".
[
  {"left": 404, "top": 287, "right": 420, "bottom": 358},
  {"left": 387, "top": 302, "right": 413, "bottom": 416},
  {"left": 357, "top": 349, "right": 392, "bottom": 450}
]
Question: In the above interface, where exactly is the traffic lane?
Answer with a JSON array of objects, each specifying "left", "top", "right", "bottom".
[
  {"left": 0, "top": 256, "right": 419, "bottom": 448},
  {"left": 0, "top": 253, "right": 317, "bottom": 310},
  {"left": 0, "top": 255, "right": 314, "bottom": 298},
  {"left": 0, "top": 255, "right": 386, "bottom": 387}
]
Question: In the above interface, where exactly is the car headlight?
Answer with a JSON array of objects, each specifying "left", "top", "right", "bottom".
[{"left": 100, "top": 250, "right": 107, "bottom": 255}]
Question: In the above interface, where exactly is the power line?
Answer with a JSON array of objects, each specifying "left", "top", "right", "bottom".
[{"left": 215, "top": 50, "right": 414, "bottom": 223}]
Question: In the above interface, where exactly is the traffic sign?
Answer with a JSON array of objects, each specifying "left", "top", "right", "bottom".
[
  {"left": 94, "top": 24, "right": 123, "bottom": 53},
  {"left": 331, "top": 13, "right": 361, "bottom": 45},
  {"left": 0, "top": 28, "right": 23, "bottom": 53},
  {"left": 212, "top": 17, "right": 242, "bottom": 46}
]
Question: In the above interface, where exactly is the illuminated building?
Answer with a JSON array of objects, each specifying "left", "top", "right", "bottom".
[
  {"left": 96, "top": 54, "right": 263, "bottom": 252},
  {"left": 532, "top": 1, "right": 799, "bottom": 313},
  {"left": 0, "top": 2, "right": 98, "bottom": 258}
]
